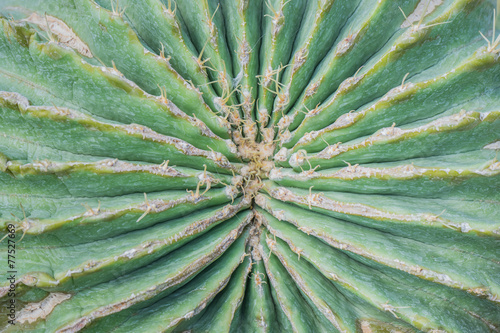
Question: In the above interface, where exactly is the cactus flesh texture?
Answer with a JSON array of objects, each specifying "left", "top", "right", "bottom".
[{"left": 0, "top": 0, "right": 499, "bottom": 332}]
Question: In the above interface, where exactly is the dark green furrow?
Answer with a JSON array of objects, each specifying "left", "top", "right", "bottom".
[
  {"left": 261, "top": 239, "right": 338, "bottom": 332},
  {"left": 237, "top": 259, "right": 283, "bottom": 332}
]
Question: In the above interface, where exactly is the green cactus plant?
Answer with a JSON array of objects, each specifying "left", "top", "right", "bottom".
[{"left": 0, "top": 0, "right": 499, "bottom": 331}]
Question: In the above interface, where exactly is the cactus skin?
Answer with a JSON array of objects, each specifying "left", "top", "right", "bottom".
[{"left": 0, "top": 0, "right": 499, "bottom": 331}]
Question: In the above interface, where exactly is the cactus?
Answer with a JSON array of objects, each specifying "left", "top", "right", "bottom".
[{"left": 0, "top": 0, "right": 499, "bottom": 331}]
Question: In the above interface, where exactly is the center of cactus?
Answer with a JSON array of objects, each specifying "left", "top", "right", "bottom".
[{"left": 234, "top": 133, "right": 275, "bottom": 196}]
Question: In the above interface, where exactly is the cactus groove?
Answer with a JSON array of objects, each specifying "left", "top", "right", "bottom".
[{"left": 0, "top": 0, "right": 499, "bottom": 332}]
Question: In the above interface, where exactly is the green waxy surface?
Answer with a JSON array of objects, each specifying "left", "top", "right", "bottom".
[
  {"left": 179, "top": 254, "right": 252, "bottom": 332},
  {"left": 0, "top": 21, "right": 235, "bottom": 157},
  {"left": 289, "top": 0, "right": 421, "bottom": 122},
  {"left": 173, "top": 0, "right": 235, "bottom": 99},
  {"left": 237, "top": 259, "right": 282, "bottom": 332},
  {"left": 0, "top": 0, "right": 498, "bottom": 331},
  {"left": 284, "top": 0, "right": 494, "bottom": 136},
  {"left": 270, "top": 0, "right": 361, "bottom": 120},
  {"left": 3, "top": 211, "right": 252, "bottom": 331},
  {"left": 0, "top": 94, "right": 234, "bottom": 173},
  {"left": 0, "top": 188, "right": 235, "bottom": 245},
  {"left": 257, "top": 195, "right": 500, "bottom": 296},
  {"left": 260, "top": 235, "right": 338, "bottom": 332},
  {"left": 257, "top": 0, "right": 307, "bottom": 127},
  {"left": 107, "top": 229, "right": 249, "bottom": 332},
  {"left": 221, "top": 0, "right": 262, "bottom": 121},
  {"left": 0, "top": 0, "right": 231, "bottom": 139},
  {"left": 271, "top": 150, "right": 500, "bottom": 200},
  {"left": 1, "top": 158, "right": 232, "bottom": 197},
  {"left": 261, "top": 214, "right": 499, "bottom": 332},
  {"left": 260, "top": 227, "right": 419, "bottom": 333},
  {"left": 284, "top": 110, "right": 500, "bottom": 171},
  {"left": 289, "top": 52, "right": 500, "bottom": 151},
  {"left": 2, "top": 200, "right": 249, "bottom": 292}
]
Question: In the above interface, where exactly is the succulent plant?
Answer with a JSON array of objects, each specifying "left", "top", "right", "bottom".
[{"left": 0, "top": 0, "right": 499, "bottom": 331}]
